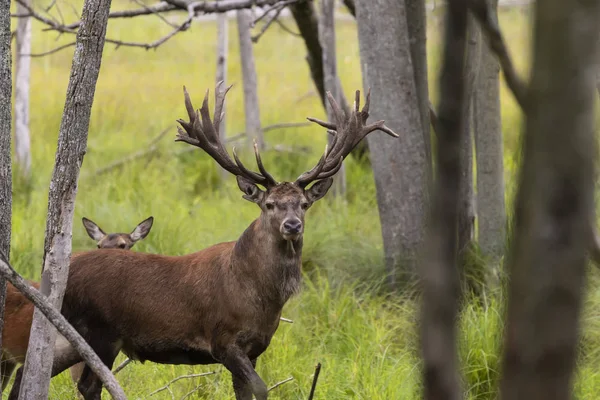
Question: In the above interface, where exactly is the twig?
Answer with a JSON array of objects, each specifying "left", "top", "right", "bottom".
[
  {"left": 268, "top": 376, "right": 294, "bottom": 392},
  {"left": 251, "top": 6, "right": 283, "bottom": 43},
  {"left": 274, "top": 17, "right": 301, "bottom": 37},
  {"left": 280, "top": 317, "right": 294, "bottom": 323},
  {"left": 468, "top": 0, "right": 528, "bottom": 110},
  {"left": 148, "top": 371, "right": 216, "bottom": 396},
  {"left": 113, "top": 358, "right": 133, "bottom": 375},
  {"left": 307, "top": 363, "right": 322, "bottom": 400},
  {"left": 22, "top": 41, "right": 76, "bottom": 57},
  {"left": 181, "top": 385, "right": 202, "bottom": 399},
  {"left": 0, "top": 251, "right": 127, "bottom": 400},
  {"left": 131, "top": 0, "right": 179, "bottom": 28},
  {"left": 92, "top": 127, "right": 171, "bottom": 176}
]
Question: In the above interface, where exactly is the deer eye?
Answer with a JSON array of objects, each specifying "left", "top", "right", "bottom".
[
  {"left": 301, "top": 202, "right": 309, "bottom": 210},
  {"left": 265, "top": 202, "right": 275, "bottom": 210}
]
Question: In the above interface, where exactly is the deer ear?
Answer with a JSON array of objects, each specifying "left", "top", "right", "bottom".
[
  {"left": 305, "top": 178, "right": 334, "bottom": 203},
  {"left": 82, "top": 217, "right": 106, "bottom": 241},
  {"left": 237, "top": 176, "right": 265, "bottom": 204},
  {"left": 130, "top": 216, "right": 154, "bottom": 242}
]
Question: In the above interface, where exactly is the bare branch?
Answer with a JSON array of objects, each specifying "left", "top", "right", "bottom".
[
  {"left": 148, "top": 371, "right": 217, "bottom": 396},
  {"left": 0, "top": 251, "right": 127, "bottom": 400},
  {"left": 307, "top": 362, "right": 322, "bottom": 400},
  {"left": 279, "top": 317, "right": 294, "bottom": 323},
  {"left": 113, "top": 358, "right": 133, "bottom": 375},
  {"left": 268, "top": 376, "right": 294, "bottom": 392},
  {"left": 131, "top": 0, "right": 180, "bottom": 28},
  {"left": 251, "top": 6, "right": 283, "bottom": 43},
  {"left": 468, "top": 0, "right": 528, "bottom": 110},
  {"left": 22, "top": 41, "right": 76, "bottom": 57},
  {"left": 273, "top": 17, "right": 301, "bottom": 36}
]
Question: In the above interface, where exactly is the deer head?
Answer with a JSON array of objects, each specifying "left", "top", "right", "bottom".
[
  {"left": 175, "top": 82, "right": 398, "bottom": 243},
  {"left": 81, "top": 216, "right": 154, "bottom": 250}
]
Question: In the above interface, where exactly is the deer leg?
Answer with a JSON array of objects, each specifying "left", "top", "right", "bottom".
[
  {"left": 77, "top": 339, "right": 120, "bottom": 400},
  {"left": 232, "top": 358, "right": 258, "bottom": 400},
  {"left": 221, "top": 348, "right": 267, "bottom": 400}
]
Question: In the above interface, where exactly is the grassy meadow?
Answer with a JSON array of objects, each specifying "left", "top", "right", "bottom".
[{"left": 6, "top": 2, "right": 600, "bottom": 399}]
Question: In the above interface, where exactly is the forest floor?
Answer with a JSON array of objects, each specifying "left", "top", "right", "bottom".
[{"left": 6, "top": 2, "right": 600, "bottom": 399}]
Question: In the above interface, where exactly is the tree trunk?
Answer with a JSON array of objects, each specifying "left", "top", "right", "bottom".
[
  {"left": 319, "top": 0, "right": 346, "bottom": 197},
  {"left": 473, "top": 0, "right": 505, "bottom": 284},
  {"left": 236, "top": 9, "right": 264, "bottom": 150},
  {"left": 0, "top": 0, "right": 12, "bottom": 394},
  {"left": 419, "top": 0, "right": 468, "bottom": 398},
  {"left": 14, "top": 0, "right": 32, "bottom": 180},
  {"left": 406, "top": 0, "right": 432, "bottom": 182},
  {"left": 289, "top": 1, "right": 368, "bottom": 159},
  {"left": 458, "top": 16, "right": 481, "bottom": 253},
  {"left": 18, "top": 0, "right": 113, "bottom": 395},
  {"left": 499, "top": 0, "right": 600, "bottom": 398},
  {"left": 355, "top": 0, "right": 429, "bottom": 288},
  {"left": 216, "top": 12, "right": 229, "bottom": 182}
]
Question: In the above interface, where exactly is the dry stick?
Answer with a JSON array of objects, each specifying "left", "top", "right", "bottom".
[
  {"left": 148, "top": 371, "right": 217, "bottom": 396},
  {"left": 113, "top": 358, "right": 133, "bottom": 375},
  {"left": 307, "top": 362, "right": 322, "bottom": 400},
  {"left": 280, "top": 317, "right": 293, "bottom": 323},
  {"left": 268, "top": 376, "right": 294, "bottom": 392},
  {"left": 0, "top": 251, "right": 126, "bottom": 400},
  {"left": 467, "top": 0, "right": 527, "bottom": 110}
]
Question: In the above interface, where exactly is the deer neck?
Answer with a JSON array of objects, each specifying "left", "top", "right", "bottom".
[{"left": 231, "top": 218, "right": 303, "bottom": 307}]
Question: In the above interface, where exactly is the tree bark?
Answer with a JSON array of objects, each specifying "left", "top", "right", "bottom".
[
  {"left": 0, "top": 255, "right": 126, "bottom": 399},
  {"left": 14, "top": 0, "right": 32, "bottom": 180},
  {"left": 355, "top": 0, "right": 429, "bottom": 288},
  {"left": 419, "top": 0, "right": 468, "bottom": 398},
  {"left": 458, "top": 16, "right": 481, "bottom": 253},
  {"left": 406, "top": 0, "right": 432, "bottom": 181},
  {"left": 499, "top": 0, "right": 600, "bottom": 398},
  {"left": 289, "top": 1, "right": 368, "bottom": 159},
  {"left": 236, "top": 9, "right": 264, "bottom": 150},
  {"left": 319, "top": 0, "right": 346, "bottom": 197},
  {"left": 0, "top": 0, "right": 12, "bottom": 395},
  {"left": 473, "top": 0, "right": 505, "bottom": 282},
  {"left": 18, "top": 0, "right": 113, "bottom": 395},
  {"left": 216, "top": 12, "right": 229, "bottom": 182}
]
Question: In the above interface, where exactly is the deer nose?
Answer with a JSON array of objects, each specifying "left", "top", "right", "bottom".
[{"left": 283, "top": 219, "right": 302, "bottom": 234}]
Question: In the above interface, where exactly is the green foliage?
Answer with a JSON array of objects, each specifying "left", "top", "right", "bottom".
[{"left": 6, "top": 3, "right": 600, "bottom": 399}]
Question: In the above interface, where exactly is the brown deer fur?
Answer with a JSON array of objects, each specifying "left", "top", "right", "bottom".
[
  {"left": 8, "top": 84, "right": 397, "bottom": 400},
  {"left": 2, "top": 217, "right": 153, "bottom": 397}
]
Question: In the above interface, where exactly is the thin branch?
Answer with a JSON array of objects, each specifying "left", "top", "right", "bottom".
[
  {"left": 0, "top": 251, "right": 127, "bottom": 400},
  {"left": 307, "top": 363, "right": 322, "bottom": 400},
  {"left": 273, "top": 17, "right": 301, "bottom": 36},
  {"left": 280, "top": 317, "right": 294, "bottom": 323},
  {"left": 113, "top": 358, "right": 133, "bottom": 375},
  {"left": 468, "top": 0, "right": 528, "bottom": 110},
  {"left": 148, "top": 371, "right": 217, "bottom": 396},
  {"left": 131, "top": 0, "right": 179, "bottom": 28},
  {"left": 268, "top": 376, "right": 294, "bottom": 392},
  {"left": 251, "top": 6, "right": 283, "bottom": 43},
  {"left": 181, "top": 386, "right": 202, "bottom": 400},
  {"left": 23, "top": 41, "right": 76, "bottom": 57}
]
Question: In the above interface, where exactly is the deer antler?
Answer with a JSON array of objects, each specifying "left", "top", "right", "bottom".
[
  {"left": 295, "top": 89, "right": 399, "bottom": 188},
  {"left": 175, "top": 82, "right": 278, "bottom": 188}
]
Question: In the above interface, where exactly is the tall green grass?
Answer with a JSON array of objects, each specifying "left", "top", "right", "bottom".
[{"left": 5, "top": 3, "right": 600, "bottom": 399}]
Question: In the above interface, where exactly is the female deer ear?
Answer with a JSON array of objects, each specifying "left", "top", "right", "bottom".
[
  {"left": 82, "top": 217, "right": 106, "bottom": 241},
  {"left": 130, "top": 216, "right": 154, "bottom": 242},
  {"left": 305, "top": 178, "right": 334, "bottom": 204},
  {"left": 237, "top": 176, "right": 265, "bottom": 204}
]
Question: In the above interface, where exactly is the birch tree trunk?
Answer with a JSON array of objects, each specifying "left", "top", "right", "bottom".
[
  {"left": 236, "top": 9, "right": 264, "bottom": 150},
  {"left": 18, "top": 0, "right": 113, "bottom": 395},
  {"left": 216, "top": 13, "right": 229, "bottom": 182},
  {"left": 419, "top": 0, "right": 468, "bottom": 397},
  {"left": 356, "top": 0, "right": 428, "bottom": 287},
  {"left": 0, "top": 0, "right": 12, "bottom": 394},
  {"left": 474, "top": 0, "right": 505, "bottom": 283},
  {"left": 319, "top": 0, "right": 346, "bottom": 197},
  {"left": 499, "top": 0, "right": 600, "bottom": 397},
  {"left": 14, "top": 0, "right": 32, "bottom": 180}
]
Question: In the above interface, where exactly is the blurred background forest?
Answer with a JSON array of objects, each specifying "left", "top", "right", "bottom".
[{"left": 5, "top": 1, "right": 600, "bottom": 399}]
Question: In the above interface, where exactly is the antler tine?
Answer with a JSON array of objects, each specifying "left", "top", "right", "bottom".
[
  {"left": 294, "top": 144, "right": 329, "bottom": 188},
  {"left": 253, "top": 140, "right": 278, "bottom": 186},
  {"left": 176, "top": 86, "right": 278, "bottom": 188},
  {"left": 296, "top": 88, "right": 399, "bottom": 188}
]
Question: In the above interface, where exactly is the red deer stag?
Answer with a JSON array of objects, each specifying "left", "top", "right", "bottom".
[
  {"left": 2, "top": 216, "right": 153, "bottom": 396},
  {"left": 9, "top": 83, "right": 398, "bottom": 400}
]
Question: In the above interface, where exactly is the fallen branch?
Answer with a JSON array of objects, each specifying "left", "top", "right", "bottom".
[
  {"left": 468, "top": 0, "right": 528, "bottom": 110},
  {"left": 268, "top": 376, "right": 294, "bottom": 392},
  {"left": 307, "top": 362, "right": 322, "bottom": 400},
  {"left": 280, "top": 317, "right": 294, "bottom": 323},
  {"left": 149, "top": 371, "right": 217, "bottom": 396},
  {"left": 0, "top": 250, "right": 126, "bottom": 400}
]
